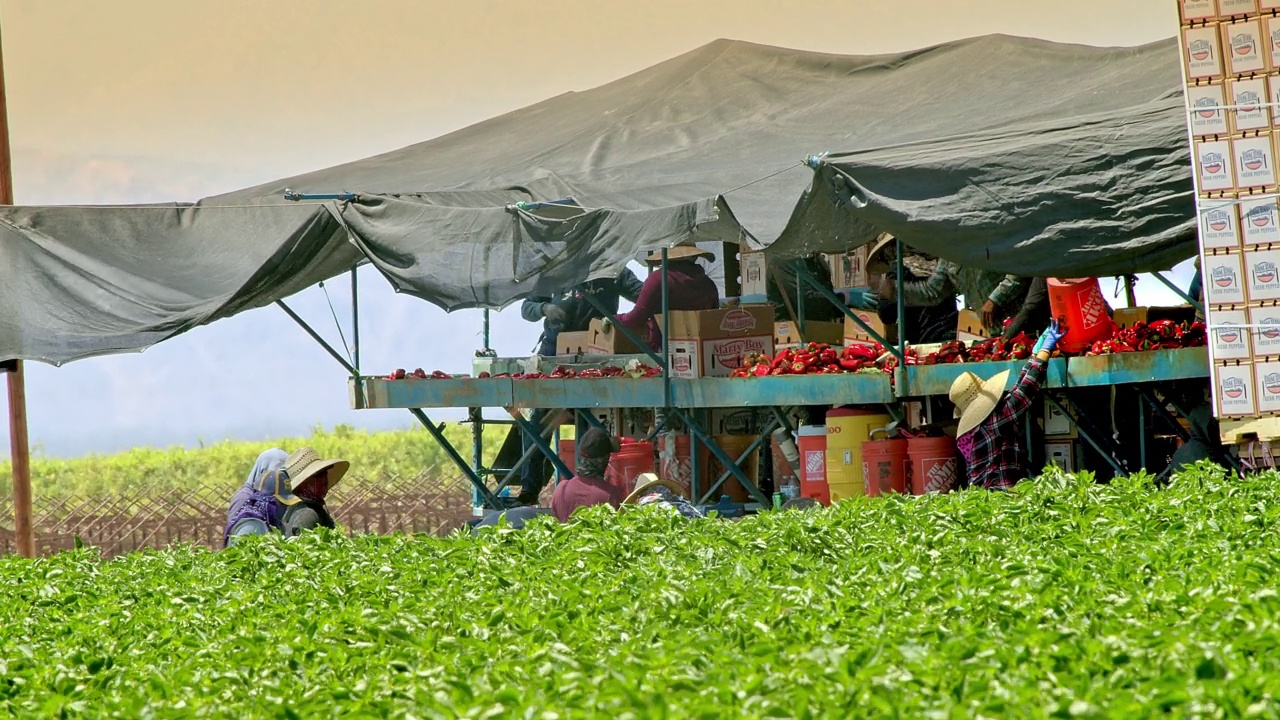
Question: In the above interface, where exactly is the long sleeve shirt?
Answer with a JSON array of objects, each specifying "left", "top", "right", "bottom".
[
  {"left": 520, "top": 269, "right": 645, "bottom": 355},
  {"left": 956, "top": 356, "right": 1046, "bottom": 490},
  {"left": 766, "top": 255, "right": 843, "bottom": 322},
  {"left": 617, "top": 261, "right": 720, "bottom": 351},
  {"left": 900, "top": 260, "right": 1026, "bottom": 334}
]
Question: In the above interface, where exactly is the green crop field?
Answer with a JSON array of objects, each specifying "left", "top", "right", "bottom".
[
  {"left": 0, "top": 424, "right": 507, "bottom": 501},
  {"left": 4, "top": 466, "right": 1280, "bottom": 717}
]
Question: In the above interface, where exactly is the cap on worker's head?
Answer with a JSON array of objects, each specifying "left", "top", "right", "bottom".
[
  {"left": 578, "top": 428, "right": 621, "bottom": 460},
  {"left": 644, "top": 245, "right": 714, "bottom": 264},
  {"left": 949, "top": 369, "right": 1012, "bottom": 437}
]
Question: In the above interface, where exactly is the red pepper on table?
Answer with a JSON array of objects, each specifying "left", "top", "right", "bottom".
[
  {"left": 753, "top": 363, "right": 771, "bottom": 377},
  {"left": 431, "top": 370, "right": 452, "bottom": 379}
]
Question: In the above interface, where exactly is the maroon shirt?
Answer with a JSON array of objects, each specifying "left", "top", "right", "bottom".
[
  {"left": 617, "top": 261, "right": 719, "bottom": 351},
  {"left": 550, "top": 474, "right": 625, "bottom": 522}
]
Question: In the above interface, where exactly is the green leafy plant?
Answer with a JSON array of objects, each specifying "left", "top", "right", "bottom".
[{"left": 3, "top": 467, "right": 1280, "bottom": 717}]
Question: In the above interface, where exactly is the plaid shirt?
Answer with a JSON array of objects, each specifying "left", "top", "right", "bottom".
[{"left": 958, "top": 357, "right": 1046, "bottom": 490}]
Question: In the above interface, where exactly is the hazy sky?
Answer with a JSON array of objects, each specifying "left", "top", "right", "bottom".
[{"left": 0, "top": 0, "right": 1190, "bottom": 458}]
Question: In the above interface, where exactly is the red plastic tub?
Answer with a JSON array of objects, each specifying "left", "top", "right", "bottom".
[
  {"left": 605, "top": 439, "right": 655, "bottom": 494},
  {"left": 862, "top": 437, "right": 910, "bottom": 497},
  {"left": 907, "top": 436, "right": 959, "bottom": 495},
  {"left": 796, "top": 425, "right": 829, "bottom": 505}
]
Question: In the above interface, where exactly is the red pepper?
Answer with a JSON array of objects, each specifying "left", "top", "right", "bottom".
[
  {"left": 431, "top": 370, "right": 452, "bottom": 379},
  {"left": 838, "top": 358, "right": 863, "bottom": 371},
  {"left": 389, "top": 369, "right": 406, "bottom": 380}
]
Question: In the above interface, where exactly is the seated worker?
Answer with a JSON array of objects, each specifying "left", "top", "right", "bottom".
[
  {"left": 550, "top": 428, "right": 626, "bottom": 521},
  {"left": 612, "top": 246, "right": 719, "bottom": 351},
  {"left": 877, "top": 252, "right": 1034, "bottom": 338},
  {"left": 864, "top": 235, "right": 958, "bottom": 344},
  {"left": 1165, "top": 404, "right": 1230, "bottom": 478},
  {"left": 949, "top": 320, "right": 1065, "bottom": 490},
  {"left": 224, "top": 447, "right": 348, "bottom": 547},
  {"left": 520, "top": 269, "right": 644, "bottom": 357}
]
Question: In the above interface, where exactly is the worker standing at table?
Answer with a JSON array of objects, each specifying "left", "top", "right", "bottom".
[
  {"left": 949, "top": 320, "right": 1065, "bottom": 490},
  {"left": 767, "top": 252, "right": 873, "bottom": 322},
  {"left": 877, "top": 255, "right": 1032, "bottom": 338},
  {"left": 864, "top": 236, "right": 957, "bottom": 343},
  {"left": 610, "top": 246, "right": 720, "bottom": 351},
  {"left": 521, "top": 269, "right": 644, "bottom": 357}
]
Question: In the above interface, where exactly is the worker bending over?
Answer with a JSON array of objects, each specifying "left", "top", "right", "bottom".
[
  {"left": 949, "top": 320, "right": 1065, "bottom": 490},
  {"left": 611, "top": 246, "right": 719, "bottom": 351},
  {"left": 877, "top": 254, "right": 1037, "bottom": 338},
  {"left": 224, "top": 447, "right": 348, "bottom": 546}
]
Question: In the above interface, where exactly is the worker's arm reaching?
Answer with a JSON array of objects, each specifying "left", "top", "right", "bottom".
[{"left": 883, "top": 260, "right": 960, "bottom": 307}]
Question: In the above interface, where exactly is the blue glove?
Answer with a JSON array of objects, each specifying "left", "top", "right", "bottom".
[
  {"left": 843, "top": 287, "right": 880, "bottom": 310},
  {"left": 1032, "top": 319, "right": 1065, "bottom": 355}
]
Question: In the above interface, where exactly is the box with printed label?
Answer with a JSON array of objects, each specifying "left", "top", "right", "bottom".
[
  {"left": 956, "top": 308, "right": 988, "bottom": 345},
  {"left": 826, "top": 246, "right": 870, "bottom": 290},
  {"left": 709, "top": 408, "right": 763, "bottom": 436},
  {"left": 775, "top": 320, "right": 843, "bottom": 346},
  {"left": 1246, "top": 248, "right": 1280, "bottom": 299},
  {"left": 1184, "top": 25, "right": 1226, "bottom": 79},
  {"left": 1205, "top": 252, "right": 1248, "bottom": 304},
  {"left": 1196, "top": 138, "right": 1237, "bottom": 191},
  {"left": 1265, "top": 16, "right": 1280, "bottom": 72},
  {"left": 1216, "top": 362, "right": 1258, "bottom": 416},
  {"left": 1256, "top": 359, "right": 1280, "bottom": 413},
  {"left": 659, "top": 305, "right": 774, "bottom": 378},
  {"left": 1212, "top": 307, "right": 1254, "bottom": 359},
  {"left": 1240, "top": 196, "right": 1280, "bottom": 244},
  {"left": 1189, "top": 84, "right": 1231, "bottom": 137},
  {"left": 1234, "top": 134, "right": 1278, "bottom": 188},
  {"left": 843, "top": 309, "right": 897, "bottom": 345},
  {"left": 1249, "top": 305, "right": 1280, "bottom": 356},
  {"left": 740, "top": 251, "right": 768, "bottom": 302},
  {"left": 1232, "top": 78, "right": 1271, "bottom": 132},
  {"left": 1263, "top": 0, "right": 1280, "bottom": 10},
  {"left": 1220, "top": 0, "right": 1260, "bottom": 17},
  {"left": 1225, "top": 19, "right": 1267, "bottom": 76},
  {"left": 1183, "top": 0, "right": 1218, "bottom": 21},
  {"left": 1203, "top": 201, "right": 1243, "bottom": 248}
]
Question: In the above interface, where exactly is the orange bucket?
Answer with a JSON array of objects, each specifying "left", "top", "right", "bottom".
[
  {"left": 558, "top": 438, "right": 576, "bottom": 476},
  {"left": 862, "top": 435, "right": 910, "bottom": 497},
  {"left": 657, "top": 433, "right": 692, "bottom": 496},
  {"left": 1048, "top": 278, "right": 1116, "bottom": 354},
  {"left": 907, "top": 436, "right": 960, "bottom": 495},
  {"left": 796, "top": 425, "right": 829, "bottom": 505},
  {"left": 605, "top": 439, "right": 655, "bottom": 494}
]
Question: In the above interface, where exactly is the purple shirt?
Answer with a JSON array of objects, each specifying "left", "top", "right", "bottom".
[{"left": 617, "top": 261, "right": 719, "bottom": 351}]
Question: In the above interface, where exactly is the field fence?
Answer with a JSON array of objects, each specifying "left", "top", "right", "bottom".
[{"left": 0, "top": 468, "right": 481, "bottom": 558}]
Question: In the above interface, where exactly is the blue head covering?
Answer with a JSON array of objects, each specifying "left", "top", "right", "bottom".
[{"left": 244, "top": 448, "right": 300, "bottom": 506}]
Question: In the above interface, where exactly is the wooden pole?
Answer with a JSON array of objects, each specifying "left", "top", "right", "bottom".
[{"left": 0, "top": 19, "right": 34, "bottom": 558}]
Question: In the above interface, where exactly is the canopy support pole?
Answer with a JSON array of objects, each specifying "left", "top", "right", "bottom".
[
  {"left": 1043, "top": 393, "right": 1126, "bottom": 478},
  {"left": 799, "top": 269, "right": 903, "bottom": 360},
  {"left": 0, "top": 20, "right": 33, "bottom": 558},
  {"left": 276, "top": 300, "right": 357, "bottom": 375},
  {"left": 895, "top": 238, "right": 907, "bottom": 361}
]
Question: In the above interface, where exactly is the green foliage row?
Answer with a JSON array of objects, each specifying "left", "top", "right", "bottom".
[
  {"left": 0, "top": 424, "right": 507, "bottom": 501},
  {"left": 4, "top": 466, "right": 1280, "bottom": 717}
]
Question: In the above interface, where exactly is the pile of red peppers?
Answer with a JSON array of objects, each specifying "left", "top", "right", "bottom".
[
  {"left": 1084, "top": 319, "right": 1206, "bottom": 356},
  {"left": 384, "top": 363, "right": 663, "bottom": 381},
  {"left": 728, "top": 342, "right": 894, "bottom": 377}
]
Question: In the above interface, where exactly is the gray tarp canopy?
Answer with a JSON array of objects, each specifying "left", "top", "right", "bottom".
[{"left": 0, "top": 34, "right": 1193, "bottom": 365}]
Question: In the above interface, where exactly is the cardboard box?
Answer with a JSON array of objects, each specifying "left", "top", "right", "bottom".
[
  {"left": 1182, "top": 0, "right": 1218, "bottom": 22},
  {"left": 1235, "top": 135, "right": 1278, "bottom": 189},
  {"left": 1113, "top": 305, "right": 1198, "bottom": 329},
  {"left": 1263, "top": 0, "right": 1280, "bottom": 10},
  {"left": 1213, "top": 307, "right": 1254, "bottom": 359},
  {"left": 775, "top": 320, "right": 844, "bottom": 346},
  {"left": 1225, "top": 19, "right": 1267, "bottom": 76},
  {"left": 1202, "top": 201, "right": 1243, "bottom": 249},
  {"left": 660, "top": 305, "right": 775, "bottom": 378},
  {"left": 1240, "top": 196, "right": 1280, "bottom": 245},
  {"left": 1256, "top": 359, "right": 1280, "bottom": 413},
  {"left": 1184, "top": 25, "right": 1225, "bottom": 80},
  {"left": 740, "top": 250, "right": 768, "bottom": 302},
  {"left": 709, "top": 408, "right": 763, "bottom": 436},
  {"left": 1189, "top": 84, "right": 1230, "bottom": 137},
  {"left": 956, "top": 308, "right": 989, "bottom": 345},
  {"left": 1044, "top": 442, "right": 1077, "bottom": 472},
  {"left": 827, "top": 246, "right": 870, "bottom": 290},
  {"left": 1232, "top": 78, "right": 1271, "bottom": 132},
  {"left": 1249, "top": 305, "right": 1280, "bottom": 356},
  {"left": 1196, "top": 138, "right": 1236, "bottom": 192},
  {"left": 1265, "top": 15, "right": 1280, "bottom": 72},
  {"left": 1216, "top": 362, "right": 1258, "bottom": 416},
  {"left": 1246, "top": 248, "right": 1280, "bottom": 300},
  {"left": 1220, "top": 0, "right": 1260, "bottom": 17},
  {"left": 554, "top": 319, "right": 641, "bottom": 356},
  {"left": 1205, "top": 252, "right": 1249, "bottom": 304},
  {"left": 1269, "top": 75, "right": 1280, "bottom": 127},
  {"left": 555, "top": 330, "right": 593, "bottom": 356},
  {"left": 842, "top": 309, "right": 896, "bottom": 345}
]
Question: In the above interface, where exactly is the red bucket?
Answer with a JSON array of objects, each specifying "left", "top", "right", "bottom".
[
  {"left": 606, "top": 439, "right": 655, "bottom": 494},
  {"left": 1048, "top": 278, "right": 1116, "bottom": 354},
  {"left": 907, "top": 436, "right": 959, "bottom": 495},
  {"left": 796, "top": 425, "right": 829, "bottom": 505},
  {"left": 862, "top": 437, "right": 910, "bottom": 497}
]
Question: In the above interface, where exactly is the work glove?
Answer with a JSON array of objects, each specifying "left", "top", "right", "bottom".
[
  {"left": 1032, "top": 319, "right": 1066, "bottom": 356},
  {"left": 600, "top": 317, "right": 614, "bottom": 332},
  {"left": 541, "top": 303, "right": 567, "bottom": 324},
  {"left": 843, "top": 287, "right": 880, "bottom": 310}
]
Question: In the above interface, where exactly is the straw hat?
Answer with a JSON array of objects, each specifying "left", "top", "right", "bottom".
[
  {"left": 644, "top": 245, "right": 714, "bottom": 264},
  {"left": 864, "top": 233, "right": 938, "bottom": 278},
  {"left": 949, "top": 369, "right": 1012, "bottom": 437},
  {"left": 284, "top": 447, "right": 349, "bottom": 495}
]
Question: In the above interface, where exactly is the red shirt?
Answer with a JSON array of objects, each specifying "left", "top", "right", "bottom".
[
  {"left": 550, "top": 475, "right": 625, "bottom": 522},
  {"left": 617, "top": 261, "right": 720, "bottom": 351}
]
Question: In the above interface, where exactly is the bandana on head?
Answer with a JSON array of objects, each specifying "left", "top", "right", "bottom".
[{"left": 576, "top": 456, "right": 609, "bottom": 480}]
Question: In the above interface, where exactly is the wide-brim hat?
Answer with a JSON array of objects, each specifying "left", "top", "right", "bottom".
[
  {"left": 284, "top": 446, "right": 349, "bottom": 496},
  {"left": 644, "top": 245, "right": 714, "bottom": 264},
  {"left": 950, "top": 369, "right": 1012, "bottom": 437},
  {"left": 864, "top": 233, "right": 938, "bottom": 278}
]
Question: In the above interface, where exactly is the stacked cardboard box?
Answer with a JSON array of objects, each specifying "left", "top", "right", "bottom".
[
  {"left": 658, "top": 306, "right": 775, "bottom": 379},
  {"left": 1179, "top": 0, "right": 1280, "bottom": 416}
]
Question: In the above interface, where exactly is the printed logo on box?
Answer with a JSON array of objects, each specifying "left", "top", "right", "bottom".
[
  {"left": 1186, "top": 26, "right": 1223, "bottom": 79},
  {"left": 718, "top": 308, "right": 759, "bottom": 334},
  {"left": 1187, "top": 83, "right": 1227, "bottom": 138},
  {"left": 1213, "top": 264, "right": 1240, "bottom": 288},
  {"left": 1257, "top": 361, "right": 1280, "bottom": 413},
  {"left": 1214, "top": 309, "right": 1252, "bottom": 359},
  {"left": 1230, "top": 25, "right": 1265, "bottom": 75},
  {"left": 705, "top": 336, "right": 771, "bottom": 373},
  {"left": 1190, "top": 38, "right": 1216, "bottom": 62},
  {"left": 1236, "top": 137, "right": 1277, "bottom": 188},
  {"left": 1235, "top": 81, "right": 1271, "bottom": 131},
  {"left": 1241, "top": 199, "right": 1279, "bottom": 245},
  {"left": 1256, "top": 314, "right": 1280, "bottom": 354},
  {"left": 1199, "top": 140, "right": 1236, "bottom": 191},
  {"left": 1208, "top": 255, "right": 1248, "bottom": 305},
  {"left": 1249, "top": 250, "right": 1280, "bottom": 300},
  {"left": 1217, "top": 363, "right": 1257, "bottom": 416}
]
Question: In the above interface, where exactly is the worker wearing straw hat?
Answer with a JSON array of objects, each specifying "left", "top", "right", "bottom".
[
  {"left": 223, "top": 446, "right": 349, "bottom": 546},
  {"left": 950, "top": 320, "right": 1065, "bottom": 490},
  {"left": 607, "top": 245, "right": 719, "bottom": 351}
]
